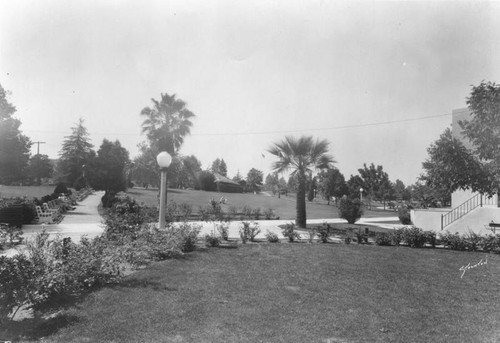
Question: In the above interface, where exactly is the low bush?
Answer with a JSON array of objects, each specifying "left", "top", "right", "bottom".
[
  {"left": 398, "top": 206, "right": 412, "bottom": 225},
  {"left": 239, "top": 222, "right": 260, "bottom": 242},
  {"left": 252, "top": 208, "right": 261, "bottom": 220},
  {"left": 282, "top": 223, "right": 301, "bottom": 242},
  {"left": 315, "top": 223, "right": 332, "bottom": 243},
  {"left": 375, "top": 232, "right": 393, "bottom": 246},
  {"left": 204, "top": 232, "right": 221, "bottom": 247},
  {"left": 339, "top": 198, "right": 363, "bottom": 224},
  {"left": 265, "top": 231, "right": 280, "bottom": 243},
  {"left": 216, "top": 222, "right": 229, "bottom": 241},
  {"left": 401, "top": 227, "right": 427, "bottom": 248},
  {"left": 263, "top": 208, "right": 275, "bottom": 220},
  {"left": 0, "top": 223, "right": 23, "bottom": 248}
]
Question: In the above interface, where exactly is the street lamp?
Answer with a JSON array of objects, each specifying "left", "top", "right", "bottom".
[
  {"left": 157, "top": 151, "right": 172, "bottom": 229},
  {"left": 360, "top": 188, "right": 363, "bottom": 204}
]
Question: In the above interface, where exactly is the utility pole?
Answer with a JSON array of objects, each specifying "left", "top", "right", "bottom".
[{"left": 33, "top": 141, "right": 46, "bottom": 155}]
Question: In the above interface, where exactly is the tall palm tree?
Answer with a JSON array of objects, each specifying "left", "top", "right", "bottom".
[
  {"left": 268, "top": 136, "right": 335, "bottom": 228},
  {"left": 140, "top": 93, "right": 195, "bottom": 155}
]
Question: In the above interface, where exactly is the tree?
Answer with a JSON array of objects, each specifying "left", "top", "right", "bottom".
[
  {"left": 458, "top": 81, "right": 500, "bottom": 195},
  {"left": 57, "top": 118, "right": 94, "bottom": 187},
  {"left": 131, "top": 142, "right": 160, "bottom": 188},
  {"left": 28, "top": 154, "right": 53, "bottom": 185},
  {"left": 346, "top": 174, "right": 365, "bottom": 200},
  {"left": 317, "top": 168, "right": 348, "bottom": 205},
  {"left": 420, "top": 128, "right": 486, "bottom": 196},
  {"left": 412, "top": 181, "right": 449, "bottom": 208},
  {"left": 210, "top": 158, "right": 227, "bottom": 176},
  {"left": 90, "top": 139, "right": 130, "bottom": 200},
  {"left": 246, "top": 168, "right": 263, "bottom": 193},
  {"left": 140, "top": 93, "right": 195, "bottom": 155},
  {"left": 264, "top": 173, "right": 279, "bottom": 194},
  {"left": 358, "top": 163, "right": 393, "bottom": 209},
  {"left": 268, "top": 136, "right": 335, "bottom": 228},
  {"left": 393, "top": 179, "right": 412, "bottom": 202},
  {"left": 0, "top": 84, "right": 32, "bottom": 184},
  {"left": 181, "top": 155, "right": 202, "bottom": 189}
]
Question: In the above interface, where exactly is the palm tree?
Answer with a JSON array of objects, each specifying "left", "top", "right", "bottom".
[
  {"left": 140, "top": 93, "right": 195, "bottom": 155},
  {"left": 268, "top": 136, "right": 335, "bottom": 228}
]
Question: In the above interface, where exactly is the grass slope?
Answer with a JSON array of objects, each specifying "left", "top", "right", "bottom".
[
  {"left": 128, "top": 188, "right": 394, "bottom": 221},
  {"left": 11, "top": 244, "right": 500, "bottom": 343},
  {"left": 0, "top": 185, "right": 56, "bottom": 199}
]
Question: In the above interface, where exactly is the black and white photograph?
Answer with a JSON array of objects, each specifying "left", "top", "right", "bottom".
[{"left": 1, "top": 1, "right": 500, "bottom": 342}]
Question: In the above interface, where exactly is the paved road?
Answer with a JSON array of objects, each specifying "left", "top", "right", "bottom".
[{"left": 1, "top": 191, "right": 402, "bottom": 257}]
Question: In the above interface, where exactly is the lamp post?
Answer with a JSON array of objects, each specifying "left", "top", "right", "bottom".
[
  {"left": 157, "top": 151, "right": 172, "bottom": 229},
  {"left": 360, "top": 188, "right": 363, "bottom": 204}
]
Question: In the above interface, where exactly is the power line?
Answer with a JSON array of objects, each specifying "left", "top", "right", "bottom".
[{"left": 23, "top": 112, "right": 451, "bottom": 137}]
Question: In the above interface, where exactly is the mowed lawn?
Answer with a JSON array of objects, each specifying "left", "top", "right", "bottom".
[
  {"left": 0, "top": 185, "right": 57, "bottom": 199},
  {"left": 128, "top": 188, "right": 395, "bottom": 220},
  {"left": 11, "top": 244, "right": 500, "bottom": 342}
]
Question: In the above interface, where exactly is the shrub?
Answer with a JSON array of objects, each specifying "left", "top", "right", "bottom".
[
  {"left": 178, "top": 203, "right": 193, "bottom": 221},
  {"left": 398, "top": 206, "right": 412, "bottom": 225},
  {"left": 252, "top": 208, "right": 261, "bottom": 220},
  {"left": 171, "top": 223, "right": 201, "bottom": 252},
  {"left": 0, "top": 223, "right": 23, "bottom": 247},
  {"left": 216, "top": 222, "right": 229, "bottom": 241},
  {"left": 265, "top": 230, "right": 280, "bottom": 243},
  {"left": 375, "top": 232, "right": 393, "bottom": 246},
  {"left": 239, "top": 221, "right": 260, "bottom": 242},
  {"left": 263, "top": 208, "right": 275, "bottom": 220},
  {"left": 439, "top": 231, "right": 467, "bottom": 251},
  {"left": 463, "top": 230, "right": 482, "bottom": 252},
  {"left": 307, "top": 229, "right": 316, "bottom": 243},
  {"left": 228, "top": 206, "right": 239, "bottom": 220},
  {"left": 204, "top": 232, "right": 221, "bottom": 247},
  {"left": 316, "top": 223, "right": 332, "bottom": 243},
  {"left": 339, "top": 198, "right": 363, "bottom": 224},
  {"left": 282, "top": 223, "right": 301, "bottom": 242},
  {"left": 401, "top": 227, "right": 427, "bottom": 248},
  {"left": 482, "top": 234, "right": 500, "bottom": 254},
  {"left": 242, "top": 205, "right": 253, "bottom": 220}
]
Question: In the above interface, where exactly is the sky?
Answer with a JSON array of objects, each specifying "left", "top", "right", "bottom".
[{"left": 1, "top": 0, "right": 499, "bottom": 185}]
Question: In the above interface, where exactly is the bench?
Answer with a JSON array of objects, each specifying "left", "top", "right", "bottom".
[{"left": 488, "top": 222, "right": 500, "bottom": 234}]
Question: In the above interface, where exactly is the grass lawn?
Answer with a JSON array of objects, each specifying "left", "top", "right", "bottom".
[
  {"left": 7, "top": 244, "right": 500, "bottom": 342},
  {"left": 127, "top": 187, "right": 395, "bottom": 221},
  {"left": 0, "top": 185, "right": 56, "bottom": 199}
]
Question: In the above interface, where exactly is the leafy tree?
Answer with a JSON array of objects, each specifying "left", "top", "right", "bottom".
[
  {"left": 89, "top": 139, "right": 130, "bottom": 200},
  {"left": 0, "top": 84, "right": 32, "bottom": 184},
  {"left": 264, "top": 173, "right": 279, "bottom": 193},
  {"left": 198, "top": 170, "right": 216, "bottom": 191},
  {"left": 57, "top": 118, "right": 94, "bottom": 187},
  {"left": 181, "top": 155, "right": 202, "bottom": 188},
  {"left": 459, "top": 81, "right": 500, "bottom": 195},
  {"left": 346, "top": 174, "right": 365, "bottom": 200},
  {"left": 246, "top": 168, "right": 264, "bottom": 193},
  {"left": 358, "top": 163, "right": 393, "bottom": 209},
  {"left": 393, "top": 179, "right": 412, "bottom": 202},
  {"left": 317, "top": 168, "right": 348, "bottom": 205},
  {"left": 131, "top": 142, "right": 160, "bottom": 188},
  {"left": 28, "top": 154, "right": 53, "bottom": 185},
  {"left": 140, "top": 93, "right": 195, "bottom": 155},
  {"left": 412, "top": 181, "right": 449, "bottom": 208},
  {"left": 420, "top": 128, "right": 486, "bottom": 195},
  {"left": 268, "top": 136, "right": 334, "bottom": 228}
]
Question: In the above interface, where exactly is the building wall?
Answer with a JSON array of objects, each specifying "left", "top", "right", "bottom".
[{"left": 411, "top": 208, "right": 450, "bottom": 231}]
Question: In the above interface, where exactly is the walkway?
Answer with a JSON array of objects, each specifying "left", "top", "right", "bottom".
[
  {"left": 1, "top": 191, "right": 105, "bottom": 257},
  {"left": 1, "top": 192, "right": 403, "bottom": 256}
]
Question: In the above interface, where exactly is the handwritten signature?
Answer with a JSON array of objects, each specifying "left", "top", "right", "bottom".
[{"left": 459, "top": 258, "right": 487, "bottom": 278}]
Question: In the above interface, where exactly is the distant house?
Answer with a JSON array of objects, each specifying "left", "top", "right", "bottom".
[
  {"left": 411, "top": 108, "right": 500, "bottom": 234},
  {"left": 213, "top": 173, "right": 243, "bottom": 193}
]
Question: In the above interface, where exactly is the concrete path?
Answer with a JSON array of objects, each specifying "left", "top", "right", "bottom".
[
  {"left": 1, "top": 191, "right": 403, "bottom": 256},
  {"left": 1, "top": 191, "right": 106, "bottom": 257}
]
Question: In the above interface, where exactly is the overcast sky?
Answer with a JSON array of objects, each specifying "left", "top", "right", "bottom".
[{"left": 1, "top": 0, "right": 499, "bottom": 185}]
